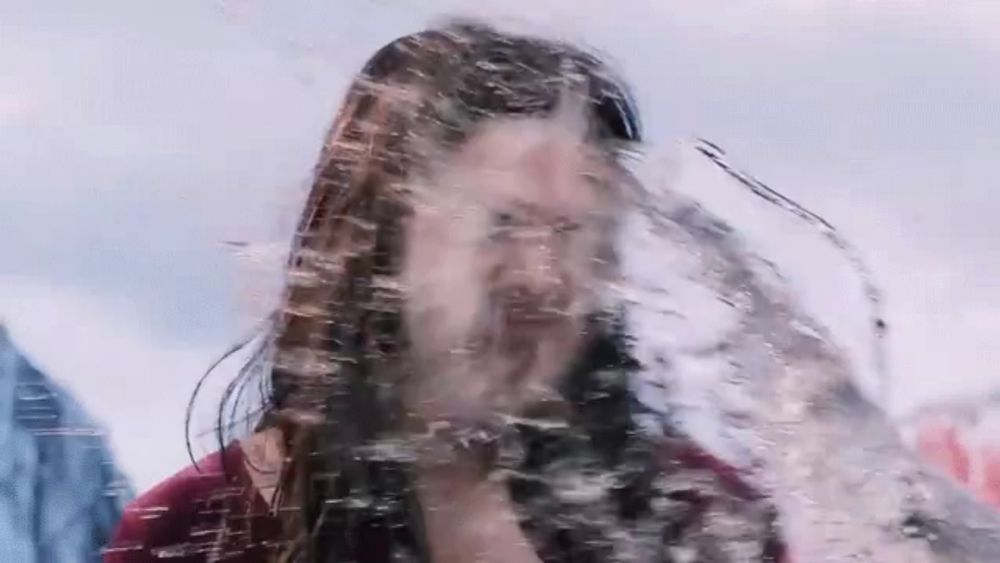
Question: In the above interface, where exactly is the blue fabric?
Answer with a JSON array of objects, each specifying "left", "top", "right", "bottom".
[{"left": 0, "top": 325, "right": 134, "bottom": 562}]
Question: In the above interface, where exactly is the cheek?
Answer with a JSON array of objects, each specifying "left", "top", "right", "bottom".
[
  {"left": 403, "top": 215, "right": 497, "bottom": 344},
  {"left": 478, "top": 246, "right": 514, "bottom": 292},
  {"left": 406, "top": 205, "right": 478, "bottom": 283},
  {"left": 565, "top": 233, "right": 611, "bottom": 284}
]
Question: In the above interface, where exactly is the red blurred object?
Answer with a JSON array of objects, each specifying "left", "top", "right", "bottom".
[
  {"left": 914, "top": 408, "right": 1000, "bottom": 509},
  {"left": 775, "top": 409, "right": 1000, "bottom": 563}
]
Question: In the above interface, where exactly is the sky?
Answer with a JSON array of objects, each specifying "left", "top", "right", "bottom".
[{"left": 1, "top": 0, "right": 998, "bottom": 491}]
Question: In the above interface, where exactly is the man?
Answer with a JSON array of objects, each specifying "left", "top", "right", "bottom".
[{"left": 0, "top": 323, "right": 133, "bottom": 562}]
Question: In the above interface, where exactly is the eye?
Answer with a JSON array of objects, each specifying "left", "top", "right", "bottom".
[
  {"left": 554, "top": 220, "right": 581, "bottom": 235},
  {"left": 488, "top": 211, "right": 518, "bottom": 240},
  {"left": 492, "top": 211, "right": 516, "bottom": 228},
  {"left": 581, "top": 172, "right": 604, "bottom": 188}
]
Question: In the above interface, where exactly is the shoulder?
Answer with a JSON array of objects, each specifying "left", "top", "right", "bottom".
[
  {"left": 658, "top": 436, "right": 790, "bottom": 560},
  {"left": 660, "top": 437, "right": 761, "bottom": 499},
  {"left": 105, "top": 445, "right": 266, "bottom": 562}
]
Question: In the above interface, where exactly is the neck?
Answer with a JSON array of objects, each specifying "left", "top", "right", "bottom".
[
  {"left": 239, "top": 427, "right": 284, "bottom": 507},
  {"left": 415, "top": 461, "right": 543, "bottom": 563}
]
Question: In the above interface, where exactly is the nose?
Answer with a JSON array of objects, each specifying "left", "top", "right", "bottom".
[{"left": 501, "top": 237, "right": 571, "bottom": 313}]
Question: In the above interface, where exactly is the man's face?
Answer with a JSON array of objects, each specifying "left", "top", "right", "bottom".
[{"left": 402, "top": 116, "right": 622, "bottom": 423}]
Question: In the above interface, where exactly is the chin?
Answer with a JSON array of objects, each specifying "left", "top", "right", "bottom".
[{"left": 491, "top": 322, "right": 584, "bottom": 403}]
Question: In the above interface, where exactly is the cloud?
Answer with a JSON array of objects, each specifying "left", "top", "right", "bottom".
[
  {"left": 0, "top": 276, "right": 252, "bottom": 492},
  {"left": 1, "top": 0, "right": 997, "bottom": 487},
  {"left": 0, "top": 1, "right": 321, "bottom": 344},
  {"left": 0, "top": 95, "right": 34, "bottom": 125}
]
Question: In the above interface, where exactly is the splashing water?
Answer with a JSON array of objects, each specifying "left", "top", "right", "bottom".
[
  {"left": 625, "top": 139, "right": 889, "bottom": 469},
  {"left": 622, "top": 140, "right": 1000, "bottom": 561},
  {"left": 195, "top": 102, "right": 1000, "bottom": 563},
  {"left": 154, "top": 16, "right": 1000, "bottom": 558}
]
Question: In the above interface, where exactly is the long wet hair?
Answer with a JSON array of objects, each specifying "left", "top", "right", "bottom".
[{"left": 193, "top": 20, "right": 778, "bottom": 563}]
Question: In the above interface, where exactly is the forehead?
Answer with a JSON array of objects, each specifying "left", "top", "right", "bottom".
[{"left": 447, "top": 118, "right": 618, "bottom": 218}]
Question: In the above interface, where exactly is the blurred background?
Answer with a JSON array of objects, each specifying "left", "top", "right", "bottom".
[{"left": 1, "top": 0, "right": 997, "bottom": 492}]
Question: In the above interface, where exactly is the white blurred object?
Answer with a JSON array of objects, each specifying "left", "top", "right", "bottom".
[
  {"left": 619, "top": 138, "right": 1000, "bottom": 561},
  {"left": 628, "top": 138, "right": 888, "bottom": 466},
  {"left": 903, "top": 397, "right": 1000, "bottom": 508}
]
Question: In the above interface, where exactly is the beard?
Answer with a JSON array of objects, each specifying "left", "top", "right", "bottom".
[
  {"left": 404, "top": 289, "right": 589, "bottom": 429},
  {"left": 488, "top": 307, "right": 587, "bottom": 412}
]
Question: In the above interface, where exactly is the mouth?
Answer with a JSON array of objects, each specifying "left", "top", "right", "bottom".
[{"left": 503, "top": 308, "right": 567, "bottom": 329}]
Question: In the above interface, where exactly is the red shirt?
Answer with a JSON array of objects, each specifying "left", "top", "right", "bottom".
[
  {"left": 104, "top": 444, "right": 281, "bottom": 562},
  {"left": 106, "top": 440, "right": 787, "bottom": 562}
]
